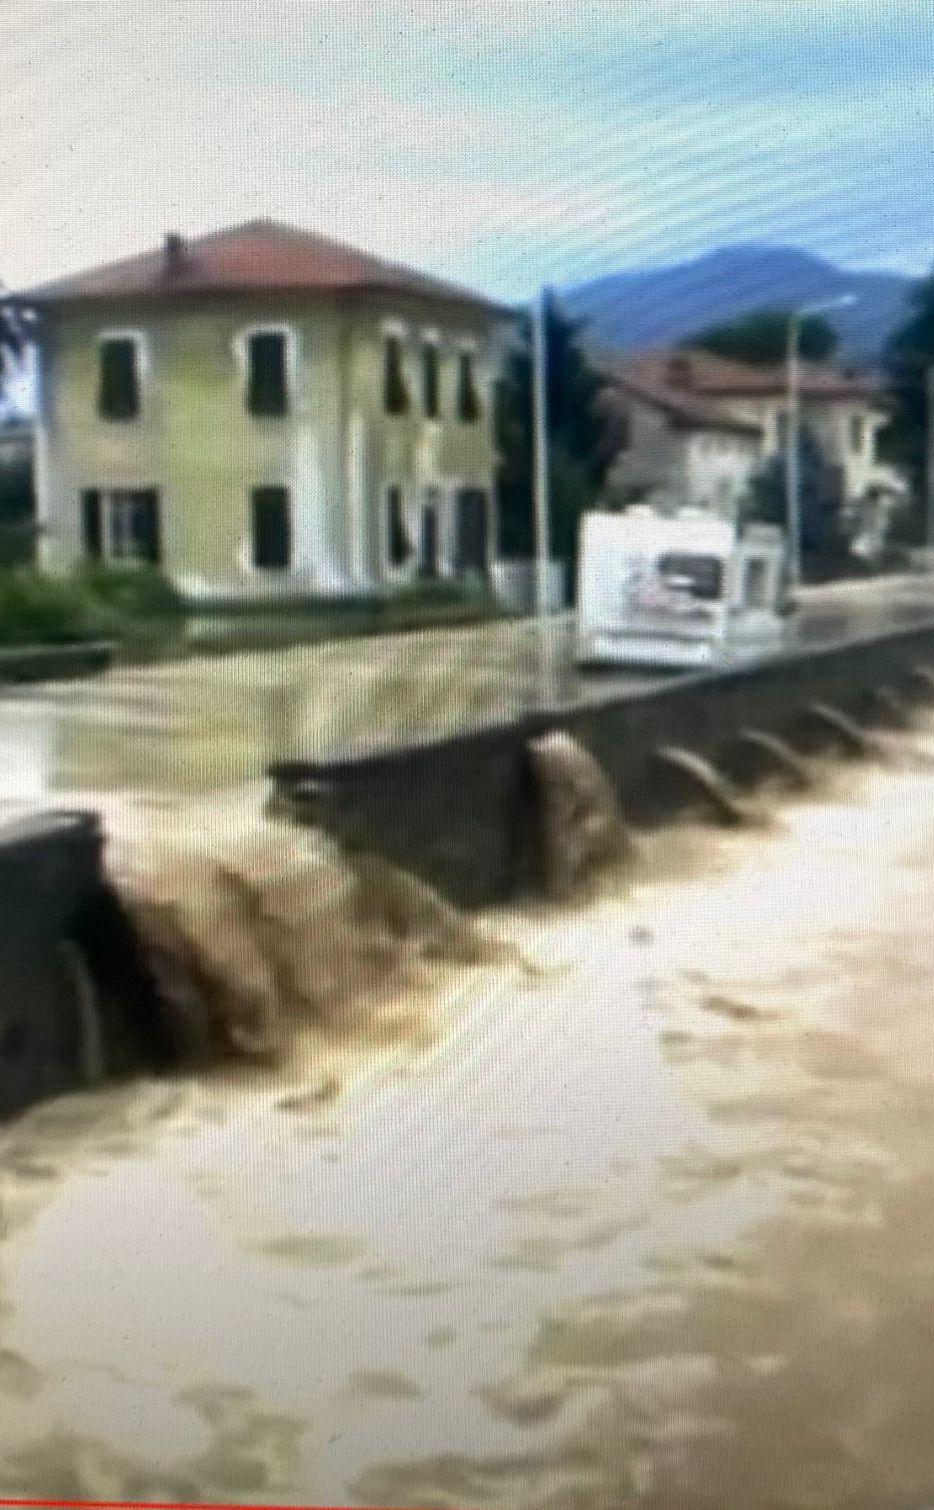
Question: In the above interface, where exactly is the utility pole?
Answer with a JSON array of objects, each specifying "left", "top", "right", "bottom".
[
  {"left": 785, "top": 313, "right": 802, "bottom": 589},
  {"left": 925, "top": 365, "right": 934, "bottom": 550},
  {"left": 531, "top": 285, "right": 551, "bottom": 616}
]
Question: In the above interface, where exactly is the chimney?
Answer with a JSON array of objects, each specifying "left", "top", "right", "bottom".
[
  {"left": 666, "top": 354, "right": 693, "bottom": 390},
  {"left": 163, "top": 232, "right": 186, "bottom": 277}
]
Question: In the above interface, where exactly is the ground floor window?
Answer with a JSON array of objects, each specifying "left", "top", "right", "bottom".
[
  {"left": 453, "top": 488, "right": 489, "bottom": 576},
  {"left": 250, "top": 486, "right": 291, "bottom": 569},
  {"left": 419, "top": 487, "right": 442, "bottom": 577},
  {"left": 81, "top": 488, "right": 161, "bottom": 565},
  {"left": 386, "top": 485, "right": 411, "bottom": 568}
]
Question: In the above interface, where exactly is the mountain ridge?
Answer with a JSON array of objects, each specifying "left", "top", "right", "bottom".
[{"left": 562, "top": 245, "right": 918, "bottom": 365}]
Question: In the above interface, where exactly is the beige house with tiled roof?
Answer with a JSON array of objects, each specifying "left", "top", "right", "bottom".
[
  {"left": 596, "top": 352, "right": 765, "bottom": 516},
  {"left": 598, "top": 349, "right": 900, "bottom": 520},
  {"left": 11, "top": 220, "right": 513, "bottom": 601}
]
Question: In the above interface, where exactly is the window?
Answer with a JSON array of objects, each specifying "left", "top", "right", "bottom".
[
  {"left": 98, "top": 338, "right": 140, "bottom": 420},
  {"left": 850, "top": 415, "right": 865, "bottom": 453},
  {"left": 250, "top": 486, "right": 291, "bottom": 569},
  {"left": 454, "top": 488, "right": 488, "bottom": 574},
  {"left": 247, "top": 332, "right": 288, "bottom": 416},
  {"left": 657, "top": 553, "right": 724, "bottom": 602},
  {"left": 386, "top": 486, "right": 410, "bottom": 567},
  {"left": 81, "top": 489, "right": 160, "bottom": 564},
  {"left": 384, "top": 335, "right": 409, "bottom": 415},
  {"left": 456, "top": 350, "right": 481, "bottom": 423},
  {"left": 422, "top": 342, "right": 440, "bottom": 419},
  {"left": 419, "top": 487, "right": 441, "bottom": 576}
]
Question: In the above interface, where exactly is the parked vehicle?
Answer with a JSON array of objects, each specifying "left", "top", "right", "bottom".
[{"left": 576, "top": 507, "right": 791, "bottom": 670}]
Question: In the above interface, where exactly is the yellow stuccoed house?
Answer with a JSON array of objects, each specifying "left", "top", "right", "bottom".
[{"left": 16, "top": 220, "right": 513, "bottom": 601}]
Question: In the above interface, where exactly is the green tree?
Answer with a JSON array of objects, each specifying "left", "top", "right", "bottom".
[
  {"left": 745, "top": 424, "right": 848, "bottom": 575},
  {"left": 687, "top": 309, "right": 839, "bottom": 366},
  {"left": 496, "top": 292, "right": 611, "bottom": 577},
  {"left": 884, "top": 270, "right": 934, "bottom": 540}
]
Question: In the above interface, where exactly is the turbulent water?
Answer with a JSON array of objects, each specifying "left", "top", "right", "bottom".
[{"left": 4, "top": 640, "right": 934, "bottom": 1504}]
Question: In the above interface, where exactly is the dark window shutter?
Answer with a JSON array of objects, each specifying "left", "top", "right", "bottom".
[
  {"left": 133, "top": 490, "right": 161, "bottom": 565},
  {"left": 387, "top": 487, "right": 409, "bottom": 565},
  {"left": 81, "top": 490, "right": 102, "bottom": 559},
  {"left": 454, "top": 488, "right": 488, "bottom": 573},
  {"left": 384, "top": 336, "right": 409, "bottom": 415},
  {"left": 98, "top": 340, "right": 140, "bottom": 420},
  {"left": 457, "top": 351, "right": 480, "bottom": 423},
  {"left": 247, "top": 334, "right": 288, "bottom": 416},
  {"left": 251, "top": 487, "right": 291, "bottom": 569},
  {"left": 422, "top": 344, "right": 440, "bottom": 418}
]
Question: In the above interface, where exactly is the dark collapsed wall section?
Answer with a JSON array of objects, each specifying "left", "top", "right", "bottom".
[
  {"left": 0, "top": 809, "right": 174, "bottom": 1121},
  {"left": 271, "top": 623, "right": 934, "bottom": 908}
]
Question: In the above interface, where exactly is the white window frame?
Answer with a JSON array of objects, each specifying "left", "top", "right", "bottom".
[
  {"left": 233, "top": 323, "right": 299, "bottom": 415},
  {"left": 95, "top": 328, "right": 148, "bottom": 420},
  {"left": 90, "top": 487, "right": 159, "bottom": 567}
]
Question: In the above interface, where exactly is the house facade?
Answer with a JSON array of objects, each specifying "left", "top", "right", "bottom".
[
  {"left": 596, "top": 354, "right": 764, "bottom": 518},
  {"left": 15, "top": 221, "right": 511, "bottom": 600},
  {"left": 596, "top": 349, "right": 904, "bottom": 526}
]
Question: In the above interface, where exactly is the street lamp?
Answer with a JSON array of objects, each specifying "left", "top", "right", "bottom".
[
  {"left": 785, "top": 293, "right": 857, "bottom": 587},
  {"left": 531, "top": 285, "right": 552, "bottom": 617}
]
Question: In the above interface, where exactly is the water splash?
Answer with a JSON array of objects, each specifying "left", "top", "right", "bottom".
[
  {"left": 800, "top": 702, "right": 882, "bottom": 759},
  {"left": 731, "top": 728, "right": 813, "bottom": 792},
  {"left": 652, "top": 746, "right": 757, "bottom": 826},
  {"left": 526, "top": 730, "right": 635, "bottom": 902}
]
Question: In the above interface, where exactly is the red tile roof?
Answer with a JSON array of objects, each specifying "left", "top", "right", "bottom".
[
  {"left": 594, "top": 354, "right": 764, "bottom": 437},
  {"left": 600, "top": 348, "right": 884, "bottom": 404},
  {"left": 14, "top": 219, "right": 510, "bottom": 314}
]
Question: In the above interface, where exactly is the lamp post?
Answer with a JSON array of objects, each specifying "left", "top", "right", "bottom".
[
  {"left": 785, "top": 293, "right": 856, "bottom": 587},
  {"left": 531, "top": 285, "right": 552, "bottom": 616}
]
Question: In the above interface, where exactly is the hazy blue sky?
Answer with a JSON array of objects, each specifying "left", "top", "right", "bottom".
[{"left": 1, "top": 0, "right": 933, "bottom": 298}]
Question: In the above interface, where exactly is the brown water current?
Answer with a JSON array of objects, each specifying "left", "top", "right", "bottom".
[{"left": 3, "top": 645, "right": 934, "bottom": 1504}]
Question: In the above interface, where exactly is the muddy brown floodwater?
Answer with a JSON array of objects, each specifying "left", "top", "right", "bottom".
[{"left": 3, "top": 647, "right": 934, "bottom": 1505}]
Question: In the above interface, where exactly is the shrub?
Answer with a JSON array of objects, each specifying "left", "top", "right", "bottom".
[
  {"left": 75, "top": 565, "right": 185, "bottom": 624},
  {"left": 0, "top": 568, "right": 108, "bottom": 645},
  {"left": 0, "top": 566, "right": 186, "bottom": 650}
]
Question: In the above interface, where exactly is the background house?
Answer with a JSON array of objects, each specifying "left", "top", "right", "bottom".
[
  {"left": 596, "top": 349, "right": 904, "bottom": 530},
  {"left": 595, "top": 353, "right": 763, "bottom": 517},
  {"left": 13, "top": 221, "right": 512, "bottom": 602}
]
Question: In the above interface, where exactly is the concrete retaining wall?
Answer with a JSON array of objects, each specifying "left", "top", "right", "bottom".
[
  {"left": 0, "top": 809, "right": 175, "bottom": 1121},
  {"left": 270, "top": 620, "right": 934, "bottom": 907}
]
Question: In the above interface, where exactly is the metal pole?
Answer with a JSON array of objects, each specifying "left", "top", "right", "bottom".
[
  {"left": 925, "top": 365, "right": 934, "bottom": 550},
  {"left": 785, "top": 313, "right": 801, "bottom": 587},
  {"left": 531, "top": 285, "right": 551, "bottom": 616}
]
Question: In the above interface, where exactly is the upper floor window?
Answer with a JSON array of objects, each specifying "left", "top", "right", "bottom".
[
  {"left": 422, "top": 341, "right": 440, "bottom": 419},
  {"left": 386, "top": 485, "right": 410, "bottom": 566},
  {"left": 456, "top": 349, "right": 481, "bottom": 423},
  {"left": 384, "top": 335, "right": 409, "bottom": 415},
  {"left": 98, "top": 337, "right": 140, "bottom": 420},
  {"left": 850, "top": 415, "right": 866, "bottom": 453},
  {"left": 247, "top": 331, "right": 288, "bottom": 416}
]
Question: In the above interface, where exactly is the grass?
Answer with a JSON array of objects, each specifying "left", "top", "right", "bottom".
[{"left": 0, "top": 567, "right": 506, "bottom": 664}]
